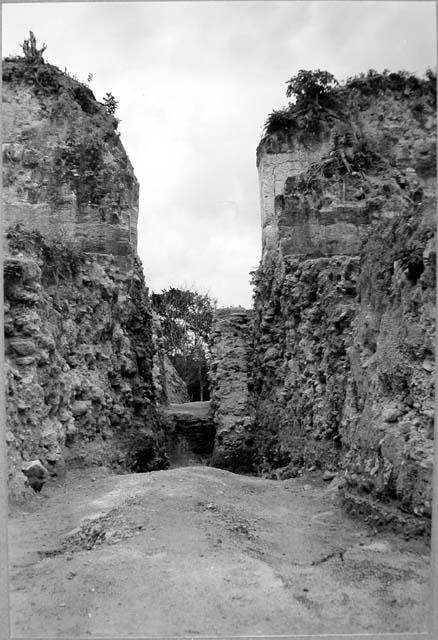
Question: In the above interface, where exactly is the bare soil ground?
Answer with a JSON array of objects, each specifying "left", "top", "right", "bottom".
[
  {"left": 165, "top": 401, "right": 211, "bottom": 417},
  {"left": 8, "top": 465, "right": 431, "bottom": 637}
]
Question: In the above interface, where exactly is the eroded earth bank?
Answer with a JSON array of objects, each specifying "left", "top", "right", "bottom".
[{"left": 3, "top": 45, "right": 435, "bottom": 636}]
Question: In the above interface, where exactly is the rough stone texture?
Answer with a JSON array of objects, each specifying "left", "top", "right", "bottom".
[
  {"left": 2, "top": 57, "right": 138, "bottom": 256},
  {"left": 251, "top": 254, "right": 360, "bottom": 475},
  {"left": 21, "top": 459, "right": 49, "bottom": 492},
  {"left": 210, "top": 77, "right": 435, "bottom": 536},
  {"left": 3, "top": 56, "right": 167, "bottom": 500},
  {"left": 251, "top": 82, "right": 436, "bottom": 535},
  {"left": 257, "top": 137, "right": 332, "bottom": 260},
  {"left": 209, "top": 308, "right": 256, "bottom": 472},
  {"left": 4, "top": 233, "right": 168, "bottom": 495},
  {"left": 340, "top": 193, "right": 435, "bottom": 534}
]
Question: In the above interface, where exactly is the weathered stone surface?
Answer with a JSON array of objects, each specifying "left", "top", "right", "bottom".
[
  {"left": 21, "top": 459, "right": 49, "bottom": 492},
  {"left": 250, "top": 82, "right": 436, "bottom": 534},
  {"left": 209, "top": 75, "right": 435, "bottom": 536},
  {"left": 3, "top": 56, "right": 168, "bottom": 500},
  {"left": 2, "top": 57, "right": 138, "bottom": 257},
  {"left": 251, "top": 254, "right": 360, "bottom": 475},
  {"left": 209, "top": 308, "right": 256, "bottom": 472},
  {"left": 4, "top": 239, "right": 169, "bottom": 493}
]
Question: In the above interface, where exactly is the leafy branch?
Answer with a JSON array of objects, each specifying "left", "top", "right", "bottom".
[{"left": 103, "top": 92, "right": 119, "bottom": 116}]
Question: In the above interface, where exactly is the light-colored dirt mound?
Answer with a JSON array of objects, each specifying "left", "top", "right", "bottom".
[{"left": 8, "top": 466, "right": 431, "bottom": 637}]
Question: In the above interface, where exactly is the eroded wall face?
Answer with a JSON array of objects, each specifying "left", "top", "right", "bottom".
[
  {"left": 340, "top": 197, "right": 435, "bottom": 528},
  {"left": 251, "top": 87, "right": 436, "bottom": 535},
  {"left": 5, "top": 247, "right": 168, "bottom": 500},
  {"left": 209, "top": 308, "right": 256, "bottom": 472},
  {"left": 258, "top": 137, "right": 332, "bottom": 259},
  {"left": 208, "top": 84, "right": 436, "bottom": 535},
  {"left": 3, "top": 58, "right": 167, "bottom": 499},
  {"left": 258, "top": 135, "right": 374, "bottom": 260},
  {"left": 2, "top": 59, "right": 139, "bottom": 257},
  {"left": 252, "top": 255, "right": 360, "bottom": 473}
]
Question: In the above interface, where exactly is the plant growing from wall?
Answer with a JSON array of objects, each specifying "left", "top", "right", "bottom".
[
  {"left": 263, "top": 68, "right": 437, "bottom": 139},
  {"left": 103, "top": 92, "right": 119, "bottom": 115},
  {"left": 345, "top": 68, "right": 436, "bottom": 103},
  {"left": 20, "top": 31, "right": 47, "bottom": 62},
  {"left": 264, "top": 69, "right": 343, "bottom": 138}
]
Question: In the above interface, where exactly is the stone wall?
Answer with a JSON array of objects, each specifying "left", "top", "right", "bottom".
[
  {"left": 251, "top": 254, "right": 360, "bottom": 474},
  {"left": 340, "top": 193, "right": 435, "bottom": 531},
  {"left": 209, "top": 308, "right": 256, "bottom": 472},
  {"left": 250, "top": 80, "right": 436, "bottom": 535},
  {"left": 257, "top": 135, "right": 331, "bottom": 260},
  {"left": 4, "top": 233, "right": 168, "bottom": 500},
  {"left": 210, "top": 74, "right": 435, "bottom": 536},
  {"left": 2, "top": 57, "right": 138, "bottom": 258},
  {"left": 3, "top": 55, "right": 167, "bottom": 500}
]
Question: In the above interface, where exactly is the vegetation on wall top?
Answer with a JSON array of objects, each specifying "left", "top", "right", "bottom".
[
  {"left": 3, "top": 32, "right": 119, "bottom": 123},
  {"left": 263, "top": 67, "right": 436, "bottom": 140}
]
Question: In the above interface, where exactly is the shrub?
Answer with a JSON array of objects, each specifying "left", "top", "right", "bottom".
[
  {"left": 264, "top": 69, "right": 343, "bottom": 137},
  {"left": 264, "top": 109, "right": 292, "bottom": 134},
  {"left": 20, "top": 31, "right": 46, "bottom": 62},
  {"left": 263, "top": 67, "right": 436, "bottom": 137},
  {"left": 103, "top": 92, "right": 118, "bottom": 116},
  {"left": 286, "top": 69, "right": 339, "bottom": 105}
]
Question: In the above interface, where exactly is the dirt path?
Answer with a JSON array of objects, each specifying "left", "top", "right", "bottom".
[{"left": 8, "top": 465, "right": 431, "bottom": 637}]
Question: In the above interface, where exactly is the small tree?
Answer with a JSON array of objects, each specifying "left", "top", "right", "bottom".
[
  {"left": 103, "top": 92, "right": 118, "bottom": 116},
  {"left": 264, "top": 70, "right": 342, "bottom": 136},
  {"left": 20, "top": 31, "right": 47, "bottom": 62},
  {"left": 152, "top": 287, "right": 216, "bottom": 401},
  {"left": 286, "top": 69, "right": 339, "bottom": 104}
]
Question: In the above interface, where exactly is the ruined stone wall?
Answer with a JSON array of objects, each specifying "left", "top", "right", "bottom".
[
  {"left": 2, "top": 58, "right": 138, "bottom": 257},
  {"left": 257, "top": 136, "right": 331, "bottom": 260},
  {"left": 209, "top": 75, "right": 435, "bottom": 536},
  {"left": 3, "top": 55, "right": 167, "bottom": 500},
  {"left": 340, "top": 193, "right": 435, "bottom": 531},
  {"left": 250, "top": 81, "right": 436, "bottom": 535},
  {"left": 209, "top": 308, "right": 256, "bottom": 472},
  {"left": 251, "top": 254, "right": 360, "bottom": 474}
]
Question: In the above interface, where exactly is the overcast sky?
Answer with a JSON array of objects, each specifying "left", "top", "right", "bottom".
[{"left": 2, "top": 1, "right": 436, "bottom": 307}]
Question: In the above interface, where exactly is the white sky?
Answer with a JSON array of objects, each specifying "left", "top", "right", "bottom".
[{"left": 2, "top": 1, "right": 436, "bottom": 307}]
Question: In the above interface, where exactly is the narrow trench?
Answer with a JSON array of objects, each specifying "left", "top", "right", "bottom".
[{"left": 159, "top": 401, "right": 216, "bottom": 469}]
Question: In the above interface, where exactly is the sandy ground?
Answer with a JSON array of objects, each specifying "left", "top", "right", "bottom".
[{"left": 8, "top": 465, "right": 432, "bottom": 637}]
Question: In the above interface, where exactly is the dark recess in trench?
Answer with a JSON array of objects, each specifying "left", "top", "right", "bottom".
[
  {"left": 125, "top": 412, "right": 216, "bottom": 472},
  {"left": 166, "top": 419, "right": 216, "bottom": 467},
  {"left": 125, "top": 432, "right": 166, "bottom": 473}
]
